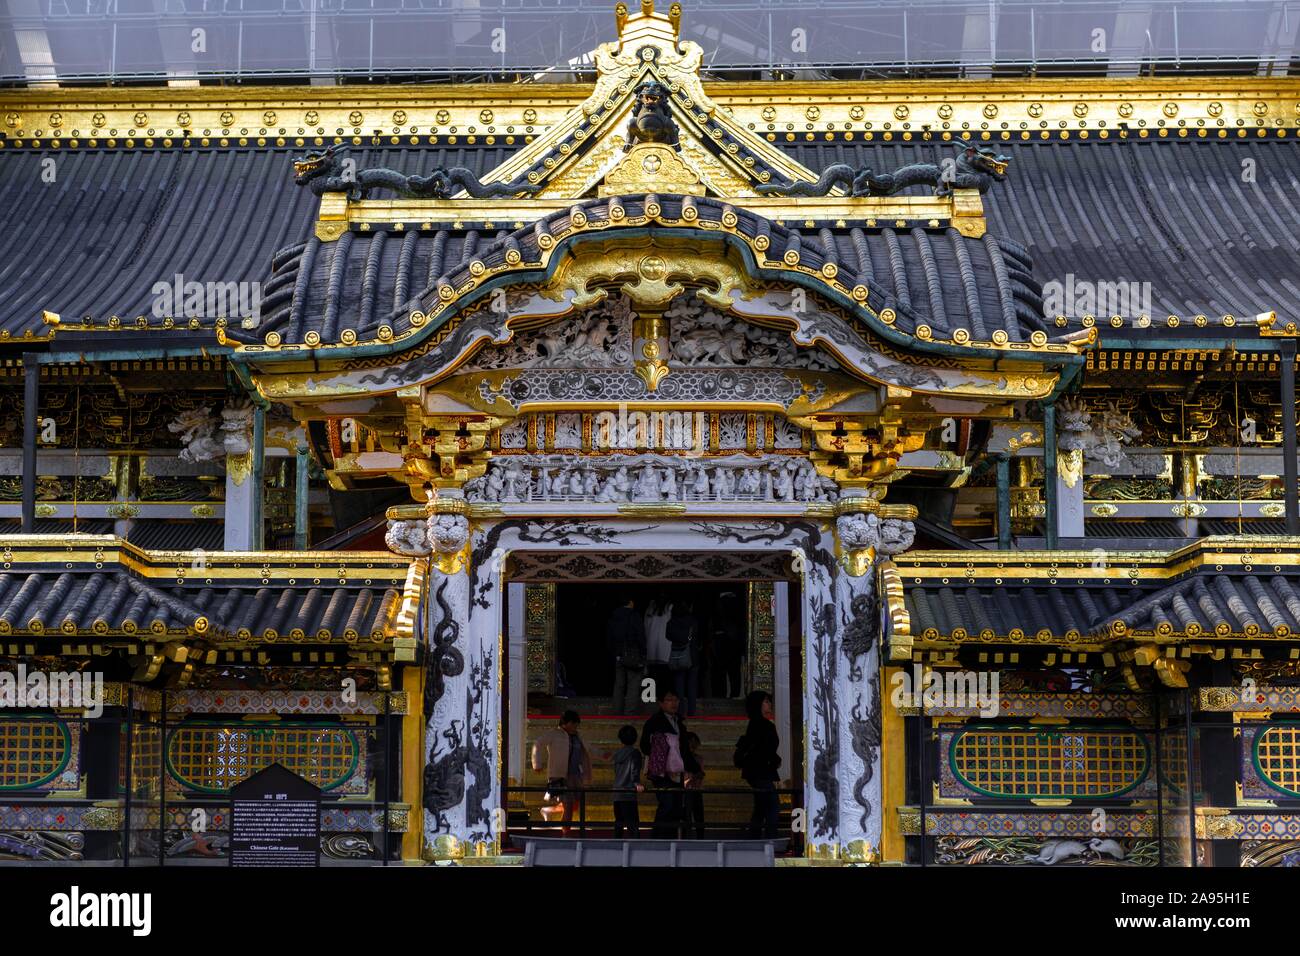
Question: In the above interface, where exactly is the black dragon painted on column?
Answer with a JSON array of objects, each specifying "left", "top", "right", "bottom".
[
  {"left": 292, "top": 143, "right": 542, "bottom": 200},
  {"left": 423, "top": 578, "right": 466, "bottom": 719},
  {"left": 758, "top": 143, "right": 1011, "bottom": 198},
  {"left": 849, "top": 675, "right": 883, "bottom": 831},
  {"left": 423, "top": 647, "right": 495, "bottom": 836},
  {"left": 809, "top": 596, "right": 841, "bottom": 839}
]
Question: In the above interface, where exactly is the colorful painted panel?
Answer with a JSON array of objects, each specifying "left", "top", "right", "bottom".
[
  {"left": 903, "top": 808, "right": 1157, "bottom": 839},
  {"left": 165, "top": 722, "right": 366, "bottom": 795},
  {"left": 166, "top": 690, "right": 404, "bottom": 717},
  {"left": 934, "top": 836, "right": 1159, "bottom": 866},
  {"left": 525, "top": 583, "right": 556, "bottom": 695},
  {"left": 152, "top": 804, "right": 406, "bottom": 833},
  {"left": 923, "top": 692, "right": 1153, "bottom": 721},
  {"left": 0, "top": 717, "right": 80, "bottom": 793},
  {"left": 747, "top": 581, "right": 774, "bottom": 694},
  {"left": 943, "top": 726, "right": 1151, "bottom": 800}
]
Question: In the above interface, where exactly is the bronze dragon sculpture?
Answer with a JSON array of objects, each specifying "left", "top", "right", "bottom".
[
  {"left": 758, "top": 143, "right": 1010, "bottom": 198},
  {"left": 292, "top": 143, "right": 541, "bottom": 200}
]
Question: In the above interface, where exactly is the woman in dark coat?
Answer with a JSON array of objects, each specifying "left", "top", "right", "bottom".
[
  {"left": 640, "top": 690, "right": 701, "bottom": 838},
  {"left": 739, "top": 690, "right": 781, "bottom": 838}
]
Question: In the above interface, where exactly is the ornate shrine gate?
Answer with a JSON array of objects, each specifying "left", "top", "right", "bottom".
[
  {"left": 397, "top": 499, "right": 916, "bottom": 861},
  {"left": 235, "top": 2, "right": 1082, "bottom": 862}
]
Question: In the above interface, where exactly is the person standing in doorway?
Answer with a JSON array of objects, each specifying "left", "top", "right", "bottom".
[
  {"left": 666, "top": 601, "right": 700, "bottom": 717},
  {"left": 607, "top": 594, "right": 647, "bottom": 714},
  {"left": 531, "top": 709, "right": 593, "bottom": 837},
  {"left": 640, "top": 691, "right": 700, "bottom": 838},
  {"left": 737, "top": 690, "right": 781, "bottom": 838},
  {"left": 713, "top": 591, "right": 745, "bottom": 699},
  {"left": 644, "top": 596, "right": 673, "bottom": 691}
]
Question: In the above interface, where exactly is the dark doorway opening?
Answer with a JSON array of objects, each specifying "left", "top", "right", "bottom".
[
  {"left": 506, "top": 570, "right": 804, "bottom": 849},
  {"left": 554, "top": 582, "right": 748, "bottom": 706}
]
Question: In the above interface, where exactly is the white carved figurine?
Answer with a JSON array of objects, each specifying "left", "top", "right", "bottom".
[
  {"left": 773, "top": 464, "right": 795, "bottom": 501},
  {"left": 169, "top": 406, "right": 224, "bottom": 462},
  {"left": 384, "top": 519, "right": 429, "bottom": 556},
  {"left": 661, "top": 467, "right": 678, "bottom": 499},
  {"left": 836, "top": 512, "right": 879, "bottom": 552},
  {"left": 220, "top": 401, "right": 254, "bottom": 457},
  {"left": 502, "top": 465, "right": 524, "bottom": 501},
  {"left": 692, "top": 466, "right": 710, "bottom": 499},
  {"left": 427, "top": 513, "right": 470, "bottom": 555},
  {"left": 634, "top": 462, "right": 662, "bottom": 501}
]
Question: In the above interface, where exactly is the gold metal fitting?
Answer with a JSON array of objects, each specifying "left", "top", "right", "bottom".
[{"left": 834, "top": 497, "right": 881, "bottom": 516}]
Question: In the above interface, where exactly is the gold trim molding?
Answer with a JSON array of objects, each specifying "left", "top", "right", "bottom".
[{"left": 4, "top": 78, "right": 1298, "bottom": 149}]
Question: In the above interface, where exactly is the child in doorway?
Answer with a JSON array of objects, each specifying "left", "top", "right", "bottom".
[
  {"left": 612, "top": 724, "right": 645, "bottom": 838},
  {"left": 682, "top": 731, "right": 706, "bottom": 839}
]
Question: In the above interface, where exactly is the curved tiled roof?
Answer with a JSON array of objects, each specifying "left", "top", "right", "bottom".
[
  {"left": 6, "top": 136, "right": 1292, "bottom": 352},
  {"left": 0, "top": 536, "right": 412, "bottom": 644},
  {"left": 230, "top": 192, "right": 1048, "bottom": 351},
  {"left": 891, "top": 538, "right": 1300, "bottom": 646},
  {"left": 0, "top": 144, "right": 520, "bottom": 343},
  {"left": 0, "top": 568, "right": 402, "bottom": 642}
]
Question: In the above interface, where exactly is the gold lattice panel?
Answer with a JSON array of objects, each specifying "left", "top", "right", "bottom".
[
  {"left": 166, "top": 724, "right": 364, "bottom": 794},
  {"left": 1254, "top": 725, "right": 1300, "bottom": 797},
  {"left": 0, "top": 718, "right": 75, "bottom": 791},
  {"left": 124, "top": 724, "right": 163, "bottom": 799},
  {"left": 948, "top": 728, "right": 1149, "bottom": 799}
]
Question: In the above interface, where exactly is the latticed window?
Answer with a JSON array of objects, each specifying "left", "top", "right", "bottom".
[
  {"left": 950, "top": 727, "right": 1149, "bottom": 799},
  {"left": 0, "top": 718, "right": 73, "bottom": 791},
  {"left": 1253, "top": 724, "right": 1300, "bottom": 798},
  {"left": 120, "top": 724, "right": 163, "bottom": 799},
  {"left": 165, "top": 722, "right": 361, "bottom": 794}
]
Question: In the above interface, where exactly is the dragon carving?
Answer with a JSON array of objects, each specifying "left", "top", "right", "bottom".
[
  {"left": 758, "top": 144, "right": 1010, "bottom": 198},
  {"left": 422, "top": 648, "right": 494, "bottom": 837},
  {"left": 809, "top": 597, "right": 841, "bottom": 839},
  {"left": 423, "top": 578, "right": 466, "bottom": 720},
  {"left": 424, "top": 720, "right": 466, "bottom": 832},
  {"left": 292, "top": 144, "right": 541, "bottom": 200},
  {"left": 848, "top": 675, "right": 883, "bottom": 831}
]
